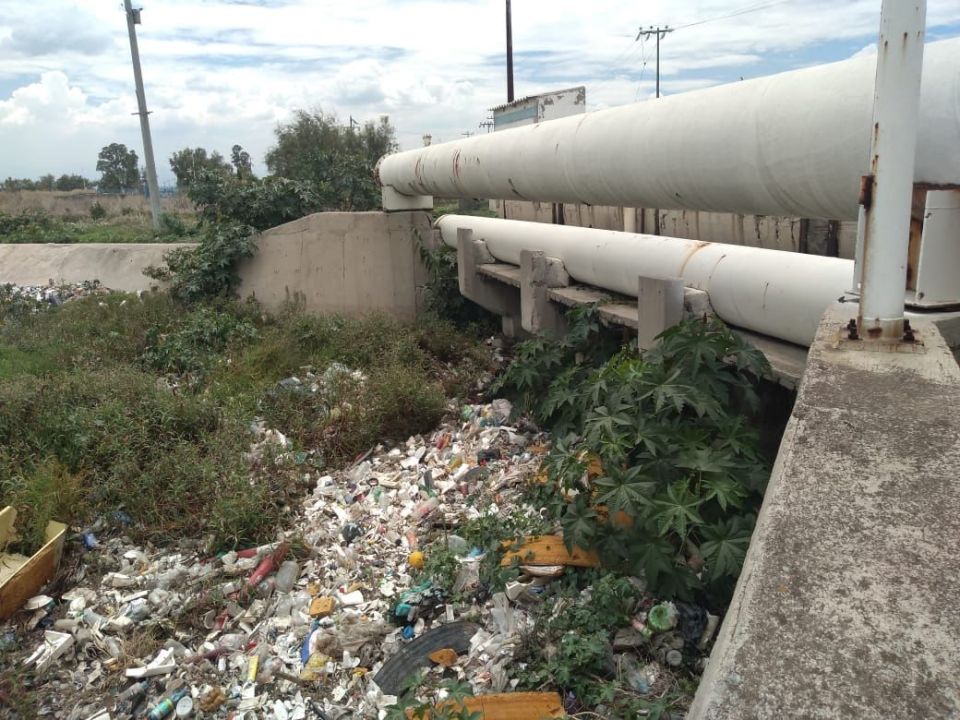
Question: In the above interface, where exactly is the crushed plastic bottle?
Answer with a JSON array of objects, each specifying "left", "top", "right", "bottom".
[{"left": 275, "top": 560, "right": 300, "bottom": 593}]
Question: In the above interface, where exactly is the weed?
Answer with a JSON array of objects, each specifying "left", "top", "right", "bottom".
[
  {"left": 0, "top": 208, "right": 184, "bottom": 244},
  {"left": 145, "top": 222, "right": 257, "bottom": 302},
  {"left": 497, "top": 309, "right": 771, "bottom": 607},
  {"left": 0, "top": 295, "right": 489, "bottom": 553},
  {"left": 386, "top": 675, "right": 481, "bottom": 720},
  {"left": 141, "top": 305, "right": 258, "bottom": 377},
  {"left": 417, "top": 232, "right": 498, "bottom": 332},
  {"left": 512, "top": 571, "right": 682, "bottom": 718}
]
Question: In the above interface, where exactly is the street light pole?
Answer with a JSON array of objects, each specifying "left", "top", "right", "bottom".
[{"left": 123, "top": 0, "right": 161, "bottom": 229}]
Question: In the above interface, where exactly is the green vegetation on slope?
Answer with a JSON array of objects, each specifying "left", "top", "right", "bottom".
[
  {"left": 0, "top": 292, "right": 490, "bottom": 554},
  {"left": 0, "top": 208, "right": 196, "bottom": 244}
]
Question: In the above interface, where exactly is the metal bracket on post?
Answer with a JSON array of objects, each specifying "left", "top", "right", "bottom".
[
  {"left": 638, "top": 275, "right": 684, "bottom": 350},
  {"left": 520, "top": 250, "right": 570, "bottom": 337}
]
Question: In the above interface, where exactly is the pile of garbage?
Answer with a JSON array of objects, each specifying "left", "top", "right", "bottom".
[
  {"left": 4, "top": 397, "right": 717, "bottom": 719},
  {"left": 0, "top": 280, "right": 111, "bottom": 314}
]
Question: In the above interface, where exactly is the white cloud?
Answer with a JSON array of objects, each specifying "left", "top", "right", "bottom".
[{"left": 0, "top": 0, "right": 958, "bottom": 183}]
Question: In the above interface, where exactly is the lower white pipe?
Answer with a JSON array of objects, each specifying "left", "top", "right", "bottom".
[{"left": 436, "top": 215, "right": 854, "bottom": 347}]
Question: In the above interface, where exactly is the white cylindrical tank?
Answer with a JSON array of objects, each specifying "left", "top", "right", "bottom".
[
  {"left": 437, "top": 215, "right": 854, "bottom": 346},
  {"left": 381, "top": 39, "right": 960, "bottom": 221}
]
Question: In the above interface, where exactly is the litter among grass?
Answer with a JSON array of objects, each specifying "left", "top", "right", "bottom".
[{"left": 0, "top": 288, "right": 491, "bottom": 556}]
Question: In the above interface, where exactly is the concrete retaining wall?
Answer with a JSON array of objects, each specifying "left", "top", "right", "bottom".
[
  {"left": 0, "top": 211, "right": 433, "bottom": 321},
  {"left": 0, "top": 242, "right": 191, "bottom": 292},
  {"left": 237, "top": 211, "right": 431, "bottom": 321}
]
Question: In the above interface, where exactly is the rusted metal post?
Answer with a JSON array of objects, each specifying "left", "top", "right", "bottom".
[{"left": 856, "top": 0, "right": 926, "bottom": 340}]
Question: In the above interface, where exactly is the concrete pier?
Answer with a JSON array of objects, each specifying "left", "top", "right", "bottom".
[{"left": 689, "top": 304, "right": 960, "bottom": 718}]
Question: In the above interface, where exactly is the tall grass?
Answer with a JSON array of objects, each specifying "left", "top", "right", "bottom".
[{"left": 0, "top": 294, "right": 490, "bottom": 553}]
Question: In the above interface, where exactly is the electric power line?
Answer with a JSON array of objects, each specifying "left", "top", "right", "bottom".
[{"left": 671, "top": 0, "right": 791, "bottom": 31}]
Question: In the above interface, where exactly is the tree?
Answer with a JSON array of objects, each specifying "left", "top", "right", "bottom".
[
  {"left": 54, "top": 174, "right": 91, "bottom": 191},
  {"left": 96, "top": 143, "right": 140, "bottom": 194},
  {"left": 169, "top": 147, "right": 232, "bottom": 189},
  {"left": 36, "top": 174, "right": 56, "bottom": 191},
  {"left": 231, "top": 144, "right": 253, "bottom": 181},
  {"left": 264, "top": 110, "right": 397, "bottom": 210},
  {"left": 2, "top": 177, "right": 36, "bottom": 191}
]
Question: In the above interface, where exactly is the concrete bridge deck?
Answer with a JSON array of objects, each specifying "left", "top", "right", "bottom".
[{"left": 689, "top": 305, "right": 960, "bottom": 718}]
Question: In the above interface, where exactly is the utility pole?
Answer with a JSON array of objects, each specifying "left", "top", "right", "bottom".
[
  {"left": 637, "top": 25, "right": 673, "bottom": 98},
  {"left": 123, "top": 0, "right": 161, "bottom": 229},
  {"left": 506, "top": 0, "right": 515, "bottom": 102}
]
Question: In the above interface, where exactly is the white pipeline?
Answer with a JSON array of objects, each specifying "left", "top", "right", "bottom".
[
  {"left": 381, "top": 38, "right": 960, "bottom": 221},
  {"left": 437, "top": 215, "right": 853, "bottom": 347}
]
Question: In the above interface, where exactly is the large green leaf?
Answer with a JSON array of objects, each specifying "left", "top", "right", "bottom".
[
  {"left": 561, "top": 496, "right": 599, "bottom": 551},
  {"left": 653, "top": 480, "right": 704, "bottom": 538},
  {"left": 594, "top": 466, "right": 656, "bottom": 517},
  {"left": 700, "top": 515, "right": 755, "bottom": 581}
]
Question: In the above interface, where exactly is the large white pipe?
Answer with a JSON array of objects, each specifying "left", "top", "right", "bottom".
[
  {"left": 858, "top": 0, "right": 926, "bottom": 339},
  {"left": 437, "top": 215, "right": 853, "bottom": 346},
  {"left": 381, "top": 38, "right": 960, "bottom": 221}
]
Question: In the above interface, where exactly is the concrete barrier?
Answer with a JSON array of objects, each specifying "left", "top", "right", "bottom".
[
  {"left": 689, "top": 304, "right": 960, "bottom": 719},
  {"left": 0, "top": 242, "right": 192, "bottom": 292},
  {"left": 237, "top": 211, "right": 431, "bottom": 321},
  {"left": 0, "top": 211, "right": 433, "bottom": 321}
]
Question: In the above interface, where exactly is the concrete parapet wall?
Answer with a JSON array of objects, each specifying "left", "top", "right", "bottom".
[
  {"left": 236, "top": 211, "right": 431, "bottom": 321},
  {"left": 689, "top": 304, "right": 960, "bottom": 718},
  {"left": 0, "top": 212, "right": 432, "bottom": 322},
  {"left": 0, "top": 242, "right": 191, "bottom": 292}
]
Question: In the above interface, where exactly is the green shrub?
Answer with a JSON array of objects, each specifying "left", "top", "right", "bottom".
[
  {"left": 0, "top": 367, "right": 287, "bottom": 550},
  {"left": 89, "top": 201, "right": 107, "bottom": 220},
  {"left": 187, "top": 170, "right": 329, "bottom": 231},
  {"left": 142, "top": 305, "right": 258, "bottom": 376},
  {"left": 417, "top": 234, "right": 498, "bottom": 332},
  {"left": 145, "top": 222, "right": 257, "bottom": 302},
  {"left": 498, "top": 310, "right": 771, "bottom": 606},
  {"left": 0, "top": 296, "right": 489, "bottom": 553}
]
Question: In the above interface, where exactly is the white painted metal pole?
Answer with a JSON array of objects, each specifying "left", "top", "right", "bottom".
[
  {"left": 857, "top": 0, "right": 926, "bottom": 339},
  {"left": 436, "top": 215, "right": 852, "bottom": 347},
  {"left": 380, "top": 39, "right": 960, "bottom": 222},
  {"left": 124, "top": 0, "right": 162, "bottom": 230}
]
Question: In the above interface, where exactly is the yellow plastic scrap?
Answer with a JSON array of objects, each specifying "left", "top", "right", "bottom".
[
  {"left": 300, "top": 652, "right": 329, "bottom": 681},
  {"left": 408, "top": 692, "right": 566, "bottom": 719},
  {"left": 500, "top": 535, "right": 600, "bottom": 568},
  {"left": 309, "top": 596, "right": 336, "bottom": 618}
]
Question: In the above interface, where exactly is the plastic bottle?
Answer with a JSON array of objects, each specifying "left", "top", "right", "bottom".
[
  {"left": 247, "top": 542, "right": 288, "bottom": 587},
  {"left": 82, "top": 608, "right": 107, "bottom": 628},
  {"left": 113, "top": 679, "right": 149, "bottom": 713},
  {"left": 274, "top": 560, "right": 300, "bottom": 593},
  {"left": 414, "top": 497, "right": 439, "bottom": 520},
  {"left": 147, "top": 687, "right": 188, "bottom": 720}
]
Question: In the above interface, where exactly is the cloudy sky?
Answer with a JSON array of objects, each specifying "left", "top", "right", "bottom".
[{"left": 1, "top": 0, "right": 959, "bottom": 185}]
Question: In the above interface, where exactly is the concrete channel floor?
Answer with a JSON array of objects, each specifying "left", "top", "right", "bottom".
[{"left": 689, "top": 304, "right": 960, "bottom": 719}]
